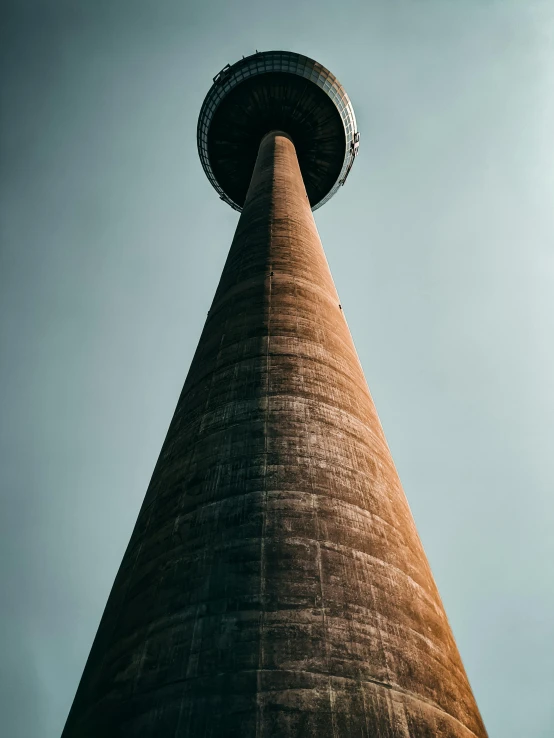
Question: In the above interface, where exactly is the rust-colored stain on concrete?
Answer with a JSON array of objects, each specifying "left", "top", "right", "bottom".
[{"left": 62, "top": 133, "right": 487, "bottom": 737}]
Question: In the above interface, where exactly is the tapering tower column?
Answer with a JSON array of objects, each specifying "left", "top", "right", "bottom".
[{"left": 62, "top": 52, "right": 487, "bottom": 738}]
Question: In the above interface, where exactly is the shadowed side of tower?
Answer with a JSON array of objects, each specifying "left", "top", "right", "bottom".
[{"left": 62, "top": 132, "right": 486, "bottom": 737}]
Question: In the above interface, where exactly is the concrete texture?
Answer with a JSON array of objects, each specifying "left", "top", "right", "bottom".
[{"left": 62, "top": 131, "right": 487, "bottom": 737}]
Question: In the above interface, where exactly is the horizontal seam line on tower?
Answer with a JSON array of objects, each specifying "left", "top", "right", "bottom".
[
  {"left": 180, "top": 352, "right": 366, "bottom": 414},
  {"left": 208, "top": 272, "right": 339, "bottom": 319},
  {"left": 183, "top": 329, "right": 362, "bottom": 397},
  {"left": 179, "top": 352, "right": 368, "bottom": 418},
  {"left": 120, "top": 534, "right": 437, "bottom": 612},
  {"left": 84, "top": 669, "right": 482, "bottom": 736},
  {"left": 139, "top": 444, "right": 399, "bottom": 522},
  {"left": 169, "top": 406, "right": 389, "bottom": 463}
]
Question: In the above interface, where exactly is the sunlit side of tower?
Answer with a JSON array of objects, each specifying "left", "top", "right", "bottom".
[{"left": 62, "top": 51, "right": 487, "bottom": 737}]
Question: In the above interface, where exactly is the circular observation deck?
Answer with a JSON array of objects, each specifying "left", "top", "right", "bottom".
[{"left": 197, "top": 51, "right": 359, "bottom": 212}]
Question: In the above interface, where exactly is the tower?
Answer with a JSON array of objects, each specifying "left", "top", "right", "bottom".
[{"left": 62, "top": 51, "right": 487, "bottom": 737}]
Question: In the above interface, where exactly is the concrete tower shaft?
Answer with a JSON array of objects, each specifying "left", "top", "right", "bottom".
[{"left": 62, "top": 132, "right": 487, "bottom": 737}]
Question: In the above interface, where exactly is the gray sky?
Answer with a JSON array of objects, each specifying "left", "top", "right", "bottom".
[{"left": 1, "top": 1, "right": 553, "bottom": 736}]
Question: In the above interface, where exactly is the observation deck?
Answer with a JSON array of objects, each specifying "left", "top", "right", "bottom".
[{"left": 197, "top": 50, "right": 359, "bottom": 211}]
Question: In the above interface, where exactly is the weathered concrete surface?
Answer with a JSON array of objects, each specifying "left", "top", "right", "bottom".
[{"left": 62, "top": 132, "right": 487, "bottom": 737}]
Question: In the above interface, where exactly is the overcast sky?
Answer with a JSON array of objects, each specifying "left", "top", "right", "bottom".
[{"left": 1, "top": 1, "right": 554, "bottom": 736}]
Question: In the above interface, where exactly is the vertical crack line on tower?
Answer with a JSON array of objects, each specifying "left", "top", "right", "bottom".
[
  {"left": 256, "top": 147, "right": 273, "bottom": 737},
  {"left": 293, "top": 139, "right": 339, "bottom": 737},
  {"left": 175, "top": 601, "right": 200, "bottom": 736}
]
